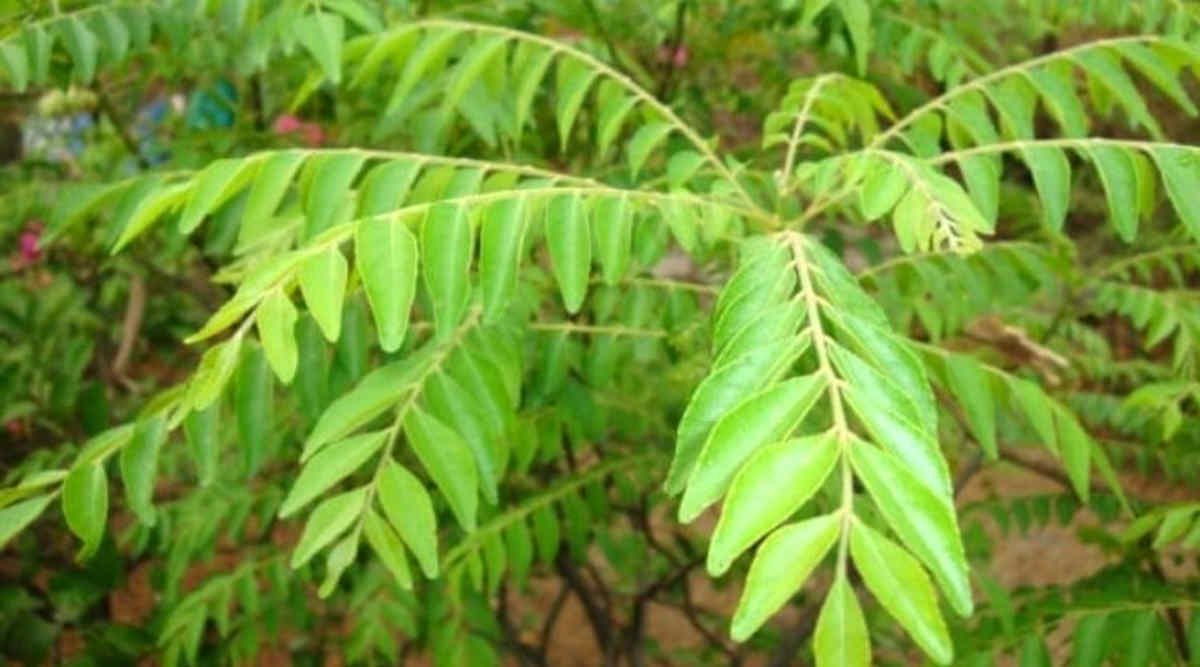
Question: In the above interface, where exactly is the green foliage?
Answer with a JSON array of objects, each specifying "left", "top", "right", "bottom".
[{"left": 3, "top": 0, "right": 1200, "bottom": 665}]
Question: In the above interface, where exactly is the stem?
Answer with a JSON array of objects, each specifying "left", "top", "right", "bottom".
[
  {"left": 654, "top": 1, "right": 689, "bottom": 100},
  {"left": 868, "top": 35, "right": 1166, "bottom": 151}
]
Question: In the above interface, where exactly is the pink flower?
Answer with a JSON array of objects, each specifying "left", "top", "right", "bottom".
[
  {"left": 672, "top": 45, "right": 690, "bottom": 69},
  {"left": 300, "top": 122, "right": 325, "bottom": 147},
  {"left": 16, "top": 222, "right": 43, "bottom": 266},
  {"left": 274, "top": 114, "right": 303, "bottom": 134}
]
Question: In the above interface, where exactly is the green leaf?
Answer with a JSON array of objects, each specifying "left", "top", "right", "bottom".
[
  {"left": 506, "top": 519, "right": 535, "bottom": 590},
  {"left": 187, "top": 337, "right": 244, "bottom": 412},
  {"left": 444, "top": 35, "right": 508, "bottom": 114},
  {"left": 1074, "top": 48, "right": 1162, "bottom": 137},
  {"left": 57, "top": 17, "right": 98, "bottom": 83},
  {"left": 279, "top": 431, "right": 386, "bottom": 518},
  {"left": 1056, "top": 412, "right": 1092, "bottom": 502},
  {"left": 708, "top": 433, "right": 839, "bottom": 575},
  {"left": 680, "top": 373, "right": 827, "bottom": 522},
  {"left": 256, "top": 290, "right": 299, "bottom": 383},
  {"left": 180, "top": 157, "right": 261, "bottom": 234},
  {"left": 943, "top": 356, "right": 997, "bottom": 458},
  {"left": 1027, "top": 64, "right": 1088, "bottom": 137},
  {"left": 859, "top": 158, "right": 909, "bottom": 221},
  {"left": 242, "top": 151, "right": 306, "bottom": 231},
  {"left": 389, "top": 28, "right": 462, "bottom": 114},
  {"left": 296, "top": 12, "right": 345, "bottom": 84},
  {"left": 111, "top": 182, "right": 191, "bottom": 252},
  {"left": 1124, "top": 611, "right": 1158, "bottom": 667},
  {"left": 1009, "top": 378, "right": 1058, "bottom": 454},
  {"left": 0, "top": 494, "right": 55, "bottom": 548},
  {"left": 1021, "top": 146, "right": 1072, "bottom": 231},
  {"left": 303, "top": 349, "right": 434, "bottom": 459},
  {"left": 592, "top": 196, "right": 632, "bottom": 285},
  {"left": 850, "top": 520, "right": 952, "bottom": 664},
  {"left": 555, "top": 57, "right": 600, "bottom": 149},
  {"left": 421, "top": 204, "right": 474, "bottom": 337},
  {"left": 531, "top": 504, "right": 560, "bottom": 565},
  {"left": 626, "top": 122, "right": 674, "bottom": 177},
  {"left": 668, "top": 338, "right": 801, "bottom": 494},
  {"left": 849, "top": 440, "right": 972, "bottom": 617},
  {"left": 298, "top": 247, "right": 348, "bottom": 343},
  {"left": 358, "top": 159, "right": 421, "bottom": 216},
  {"left": 184, "top": 404, "right": 219, "bottom": 487},
  {"left": 404, "top": 407, "right": 479, "bottom": 531},
  {"left": 363, "top": 508, "right": 413, "bottom": 589},
  {"left": 1071, "top": 614, "right": 1110, "bottom": 667},
  {"left": 1087, "top": 145, "right": 1140, "bottom": 241},
  {"left": 234, "top": 345, "right": 274, "bottom": 477},
  {"left": 813, "top": 574, "right": 871, "bottom": 667},
  {"left": 377, "top": 460, "right": 439, "bottom": 578},
  {"left": 119, "top": 417, "right": 166, "bottom": 526},
  {"left": 837, "top": 0, "right": 871, "bottom": 75},
  {"left": 545, "top": 194, "right": 591, "bottom": 314},
  {"left": 596, "top": 89, "right": 639, "bottom": 157},
  {"left": 512, "top": 43, "right": 556, "bottom": 141},
  {"left": 291, "top": 487, "right": 366, "bottom": 568},
  {"left": 729, "top": 514, "right": 840, "bottom": 641},
  {"left": 0, "top": 41, "right": 29, "bottom": 91},
  {"left": 1150, "top": 146, "right": 1200, "bottom": 241},
  {"left": 62, "top": 462, "right": 107, "bottom": 561},
  {"left": 318, "top": 533, "right": 358, "bottom": 598},
  {"left": 479, "top": 197, "right": 527, "bottom": 322},
  {"left": 304, "top": 153, "right": 365, "bottom": 240},
  {"left": 356, "top": 216, "right": 418, "bottom": 352},
  {"left": 1020, "top": 636, "right": 1052, "bottom": 667}
]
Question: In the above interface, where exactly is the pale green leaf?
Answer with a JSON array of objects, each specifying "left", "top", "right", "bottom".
[
  {"left": 62, "top": 462, "right": 107, "bottom": 561},
  {"left": 421, "top": 203, "right": 474, "bottom": 337},
  {"left": 280, "top": 431, "right": 386, "bottom": 518},
  {"left": 290, "top": 487, "right": 366, "bottom": 568},
  {"left": 119, "top": 417, "right": 166, "bottom": 526},
  {"left": 377, "top": 460, "right": 439, "bottom": 578},
  {"left": 180, "top": 157, "right": 261, "bottom": 234},
  {"left": 545, "top": 194, "right": 591, "bottom": 314},
  {"left": 680, "top": 373, "right": 827, "bottom": 522},
  {"left": 814, "top": 575, "right": 871, "bottom": 667},
  {"left": 709, "top": 432, "right": 838, "bottom": 575},
  {"left": 849, "top": 520, "right": 953, "bottom": 665},
  {"left": 626, "top": 122, "right": 674, "bottom": 177},
  {"left": 363, "top": 507, "right": 414, "bottom": 589},
  {"left": 729, "top": 514, "right": 840, "bottom": 641},
  {"left": 479, "top": 197, "right": 527, "bottom": 322},
  {"left": 298, "top": 247, "right": 348, "bottom": 342},
  {"left": 256, "top": 290, "right": 300, "bottom": 383},
  {"left": 0, "top": 494, "right": 55, "bottom": 548},
  {"left": 296, "top": 12, "right": 345, "bottom": 84},
  {"left": 404, "top": 406, "right": 478, "bottom": 531}
]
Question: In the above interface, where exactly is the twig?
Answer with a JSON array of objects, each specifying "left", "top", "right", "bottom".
[
  {"left": 1148, "top": 559, "right": 1191, "bottom": 663},
  {"left": 554, "top": 548, "right": 616, "bottom": 664},
  {"left": 655, "top": 1, "right": 689, "bottom": 100},
  {"left": 537, "top": 582, "right": 570, "bottom": 663},
  {"left": 112, "top": 273, "right": 146, "bottom": 381},
  {"left": 954, "top": 449, "right": 985, "bottom": 498},
  {"left": 581, "top": 0, "right": 623, "bottom": 73}
]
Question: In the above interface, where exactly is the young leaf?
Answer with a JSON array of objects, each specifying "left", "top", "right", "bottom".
[
  {"left": 377, "top": 460, "right": 439, "bottom": 578},
  {"left": 184, "top": 404, "right": 220, "bottom": 487},
  {"left": 849, "top": 520, "right": 952, "bottom": 665},
  {"left": 708, "top": 433, "right": 839, "bottom": 575},
  {"left": 318, "top": 533, "right": 358, "bottom": 598},
  {"left": 421, "top": 203, "right": 474, "bottom": 338},
  {"left": 62, "top": 462, "right": 108, "bottom": 561},
  {"left": 730, "top": 514, "right": 840, "bottom": 641},
  {"left": 256, "top": 290, "right": 300, "bottom": 383},
  {"left": 680, "top": 373, "right": 827, "bottom": 523},
  {"left": 545, "top": 194, "right": 591, "bottom": 313},
  {"left": 356, "top": 216, "right": 418, "bottom": 352},
  {"left": 279, "top": 431, "right": 387, "bottom": 518},
  {"left": 403, "top": 407, "right": 479, "bottom": 531},
  {"left": 626, "top": 123, "right": 674, "bottom": 177},
  {"left": 290, "top": 487, "right": 367, "bottom": 568}
]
